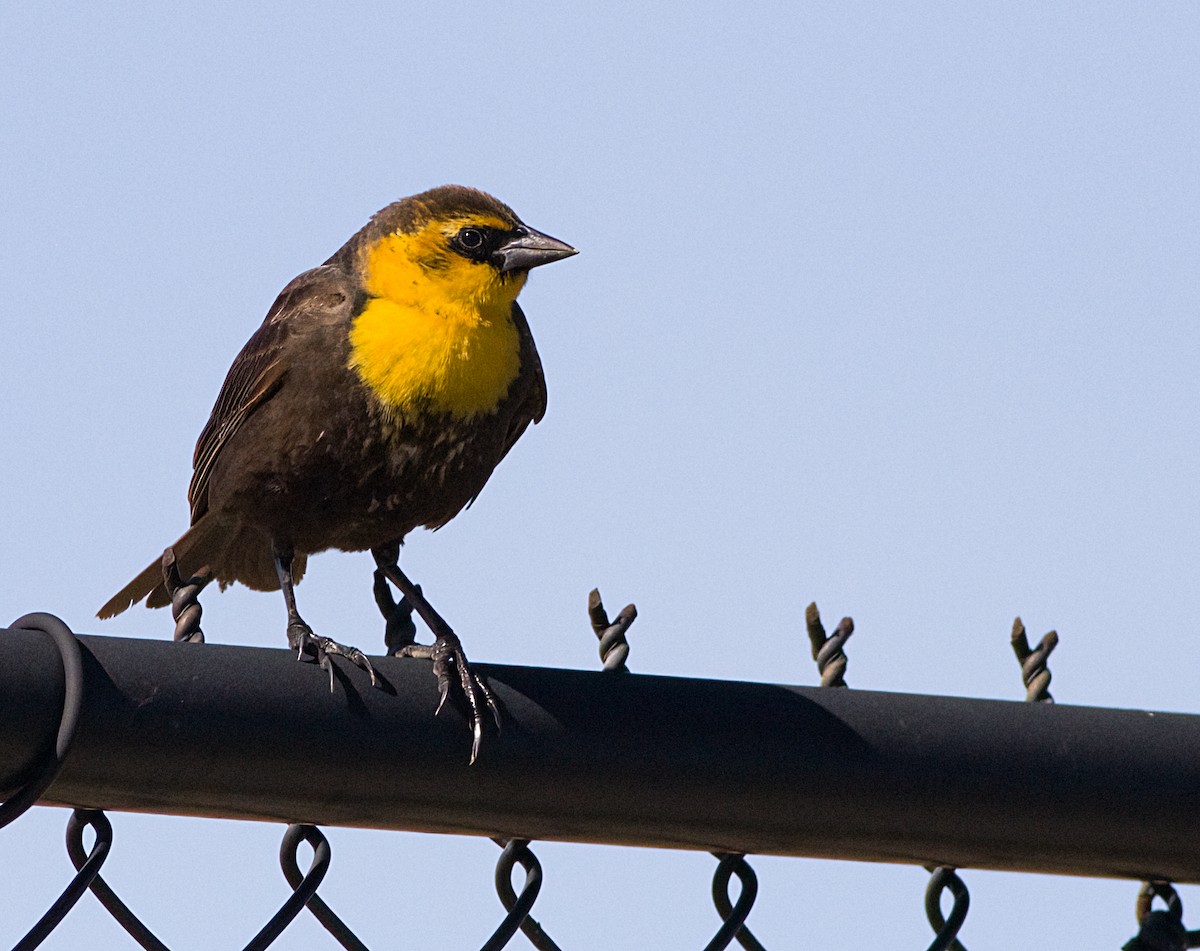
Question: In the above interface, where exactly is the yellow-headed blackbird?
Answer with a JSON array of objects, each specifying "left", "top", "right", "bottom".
[{"left": 99, "top": 185, "right": 576, "bottom": 761}]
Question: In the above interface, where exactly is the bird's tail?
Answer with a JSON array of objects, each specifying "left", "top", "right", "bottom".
[{"left": 97, "top": 515, "right": 231, "bottom": 619}]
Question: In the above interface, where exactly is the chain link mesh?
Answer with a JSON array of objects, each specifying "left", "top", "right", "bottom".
[{"left": 5, "top": 592, "right": 1198, "bottom": 948}]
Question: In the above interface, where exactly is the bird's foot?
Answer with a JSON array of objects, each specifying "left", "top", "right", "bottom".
[
  {"left": 287, "top": 619, "right": 378, "bottom": 692},
  {"left": 395, "top": 630, "right": 500, "bottom": 764}
]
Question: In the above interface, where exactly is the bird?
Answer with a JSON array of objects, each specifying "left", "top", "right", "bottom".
[{"left": 98, "top": 185, "right": 577, "bottom": 762}]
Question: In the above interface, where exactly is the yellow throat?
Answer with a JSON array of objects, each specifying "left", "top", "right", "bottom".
[{"left": 348, "top": 217, "right": 525, "bottom": 421}]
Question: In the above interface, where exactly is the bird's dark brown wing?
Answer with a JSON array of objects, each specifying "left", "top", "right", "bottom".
[
  {"left": 498, "top": 301, "right": 548, "bottom": 458},
  {"left": 188, "top": 265, "right": 355, "bottom": 521}
]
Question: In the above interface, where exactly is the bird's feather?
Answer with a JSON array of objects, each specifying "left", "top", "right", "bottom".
[{"left": 189, "top": 266, "right": 353, "bottom": 520}]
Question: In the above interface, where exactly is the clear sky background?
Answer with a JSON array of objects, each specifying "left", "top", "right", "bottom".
[{"left": 2, "top": 2, "right": 1198, "bottom": 948}]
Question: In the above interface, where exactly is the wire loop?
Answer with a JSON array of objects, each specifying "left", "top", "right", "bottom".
[
  {"left": 707, "top": 852, "right": 765, "bottom": 951},
  {"left": 483, "top": 837, "right": 561, "bottom": 951},
  {"left": 924, "top": 866, "right": 969, "bottom": 951},
  {"left": 278, "top": 824, "right": 369, "bottom": 951},
  {"left": 244, "top": 823, "right": 331, "bottom": 950},
  {"left": 14, "top": 809, "right": 115, "bottom": 951},
  {"left": 1, "top": 613, "right": 84, "bottom": 830},
  {"left": 1123, "top": 881, "right": 1200, "bottom": 950},
  {"left": 63, "top": 809, "right": 171, "bottom": 951}
]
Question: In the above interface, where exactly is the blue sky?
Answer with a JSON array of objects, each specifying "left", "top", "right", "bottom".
[{"left": 3, "top": 2, "right": 1199, "bottom": 947}]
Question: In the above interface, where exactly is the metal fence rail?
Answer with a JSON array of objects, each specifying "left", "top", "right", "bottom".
[{"left": 5, "top": 621, "right": 1200, "bottom": 882}]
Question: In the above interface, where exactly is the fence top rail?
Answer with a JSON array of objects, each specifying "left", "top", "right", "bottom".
[{"left": 2, "top": 625, "right": 1196, "bottom": 882}]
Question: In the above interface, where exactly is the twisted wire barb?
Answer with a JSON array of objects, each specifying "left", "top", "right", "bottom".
[
  {"left": 588, "top": 588, "right": 636, "bottom": 671},
  {"left": 162, "top": 548, "right": 210, "bottom": 644},
  {"left": 1009, "top": 617, "right": 1056, "bottom": 703},
  {"left": 279, "top": 824, "right": 369, "bottom": 951},
  {"left": 804, "top": 602, "right": 851, "bottom": 688}
]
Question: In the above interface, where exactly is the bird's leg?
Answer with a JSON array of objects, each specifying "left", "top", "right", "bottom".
[
  {"left": 371, "top": 543, "right": 499, "bottom": 764},
  {"left": 372, "top": 563, "right": 418, "bottom": 655},
  {"left": 273, "top": 544, "right": 377, "bottom": 691}
]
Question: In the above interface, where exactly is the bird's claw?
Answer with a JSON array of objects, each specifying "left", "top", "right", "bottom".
[
  {"left": 314, "top": 638, "right": 374, "bottom": 691},
  {"left": 397, "top": 632, "right": 499, "bottom": 764},
  {"left": 288, "top": 620, "right": 378, "bottom": 690}
]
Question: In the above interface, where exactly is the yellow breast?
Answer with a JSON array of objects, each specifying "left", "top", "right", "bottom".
[{"left": 348, "top": 222, "right": 525, "bottom": 420}]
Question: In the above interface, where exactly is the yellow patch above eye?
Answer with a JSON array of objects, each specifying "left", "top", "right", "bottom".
[{"left": 348, "top": 221, "right": 525, "bottom": 420}]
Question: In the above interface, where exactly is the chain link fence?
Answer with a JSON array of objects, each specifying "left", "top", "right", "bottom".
[{"left": 4, "top": 584, "right": 1200, "bottom": 950}]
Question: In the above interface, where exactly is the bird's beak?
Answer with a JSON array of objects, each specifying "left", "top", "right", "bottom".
[{"left": 494, "top": 226, "right": 578, "bottom": 273}]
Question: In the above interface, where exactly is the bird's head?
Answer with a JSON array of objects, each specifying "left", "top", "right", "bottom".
[{"left": 359, "top": 185, "right": 577, "bottom": 311}]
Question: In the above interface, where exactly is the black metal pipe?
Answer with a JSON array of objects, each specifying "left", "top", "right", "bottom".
[{"left": 2, "top": 626, "right": 1197, "bottom": 882}]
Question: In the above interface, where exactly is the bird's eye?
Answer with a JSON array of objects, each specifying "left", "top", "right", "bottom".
[{"left": 457, "top": 228, "right": 484, "bottom": 250}]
